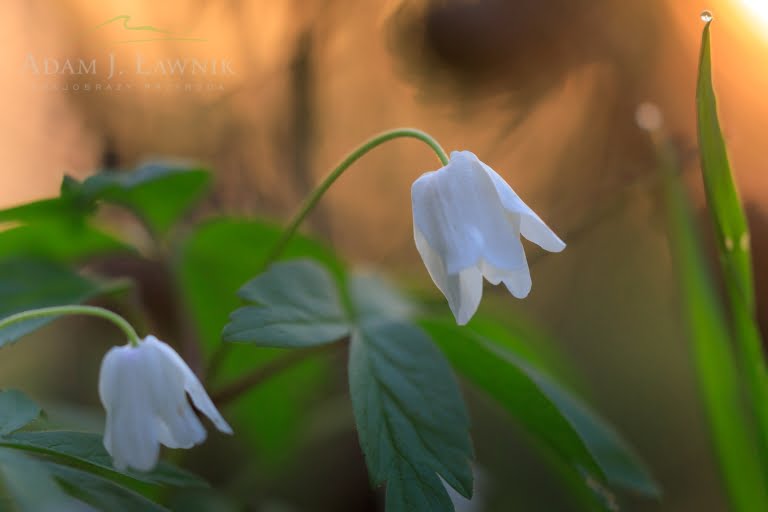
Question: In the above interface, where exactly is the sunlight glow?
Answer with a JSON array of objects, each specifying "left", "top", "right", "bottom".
[{"left": 740, "top": 0, "right": 768, "bottom": 31}]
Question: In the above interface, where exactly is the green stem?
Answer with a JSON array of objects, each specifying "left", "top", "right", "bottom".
[
  {"left": 205, "top": 128, "right": 448, "bottom": 384},
  {"left": 0, "top": 305, "right": 141, "bottom": 347},
  {"left": 265, "top": 128, "right": 449, "bottom": 263}
]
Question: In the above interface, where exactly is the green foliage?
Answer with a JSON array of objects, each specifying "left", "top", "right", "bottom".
[
  {"left": 696, "top": 22, "right": 753, "bottom": 306},
  {"left": 224, "top": 259, "right": 350, "bottom": 347},
  {"left": 224, "top": 262, "right": 474, "bottom": 511},
  {"left": 350, "top": 321, "right": 474, "bottom": 511},
  {"left": 421, "top": 318, "right": 659, "bottom": 499},
  {"left": 0, "top": 161, "right": 209, "bottom": 239},
  {"left": 659, "top": 135, "right": 768, "bottom": 508},
  {"left": 178, "top": 219, "right": 341, "bottom": 466},
  {"left": 224, "top": 260, "right": 661, "bottom": 510},
  {"left": 0, "top": 222, "right": 131, "bottom": 264},
  {"left": 63, "top": 162, "right": 210, "bottom": 235},
  {"left": 0, "top": 260, "right": 103, "bottom": 348},
  {"left": 0, "top": 391, "right": 40, "bottom": 436},
  {"left": 0, "top": 390, "right": 202, "bottom": 511},
  {"left": 693, "top": 21, "right": 768, "bottom": 507}
]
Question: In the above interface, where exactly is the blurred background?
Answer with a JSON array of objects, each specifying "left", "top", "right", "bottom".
[{"left": 3, "top": 0, "right": 768, "bottom": 510}]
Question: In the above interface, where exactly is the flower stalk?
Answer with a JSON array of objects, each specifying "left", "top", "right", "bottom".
[
  {"left": 265, "top": 128, "right": 449, "bottom": 263},
  {"left": 0, "top": 305, "right": 141, "bottom": 347}
]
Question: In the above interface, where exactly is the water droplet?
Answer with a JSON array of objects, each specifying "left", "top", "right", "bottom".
[
  {"left": 740, "top": 233, "right": 750, "bottom": 251},
  {"left": 635, "top": 102, "right": 663, "bottom": 132},
  {"left": 700, "top": 10, "right": 713, "bottom": 22}
]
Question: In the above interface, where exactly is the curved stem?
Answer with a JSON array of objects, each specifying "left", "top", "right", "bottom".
[
  {"left": 265, "top": 128, "right": 449, "bottom": 263},
  {"left": 0, "top": 305, "right": 141, "bottom": 347}
]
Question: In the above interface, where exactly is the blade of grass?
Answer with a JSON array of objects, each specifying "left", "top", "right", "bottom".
[
  {"left": 696, "top": 19, "right": 768, "bottom": 467},
  {"left": 656, "top": 137, "right": 768, "bottom": 510}
]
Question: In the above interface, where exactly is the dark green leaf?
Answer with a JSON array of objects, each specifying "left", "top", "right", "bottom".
[
  {"left": 178, "top": 218, "right": 342, "bottom": 466},
  {"left": 0, "top": 260, "right": 102, "bottom": 348},
  {"left": 0, "top": 390, "right": 41, "bottom": 436},
  {"left": 47, "top": 464, "right": 169, "bottom": 512},
  {"left": 349, "top": 321, "right": 473, "bottom": 512},
  {"left": 420, "top": 318, "right": 659, "bottom": 498},
  {"left": 223, "top": 260, "right": 349, "bottom": 347},
  {"left": 0, "top": 222, "right": 131, "bottom": 264},
  {"left": 0, "top": 447, "right": 83, "bottom": 511},
  {"left": 1, "top": 431, "right": 206, "bottom": 488},
  {"left": 0, "top": 198, "right": 87, "bottom": 225},
  {"left": 70, "top": 162, "right": 210, "bottom": 234}
]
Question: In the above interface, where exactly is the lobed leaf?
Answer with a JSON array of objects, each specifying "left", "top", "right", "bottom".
[
  {"left": 179, "top": 218, "right": 341, "bottom": 466},
  {"left": 224, "top": 259, "right": 349, "bottom": 348},
  {"left": 349, "top": 320, "right": 474, "bottom": 511}
]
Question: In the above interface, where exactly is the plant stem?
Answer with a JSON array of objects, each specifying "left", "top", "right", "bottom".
[
  {"left": 212, "top": 342, "right": 342, "bottom": 406},
  {"left": 265, "top": 128, "right": 449, "bottom": 263},
  {"left": 0, "top": 305, "right": 141, "bottom": 347},
  {"left": 206, "top": 128, "right": 448, "bottom": 381}
]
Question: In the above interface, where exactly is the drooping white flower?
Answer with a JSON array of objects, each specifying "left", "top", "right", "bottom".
[
  {"left": 98, "top": 335, "right": 232, "bottom": 471},
  {"left": 411, "top": 150, "right": 565, "bottom": 325}
]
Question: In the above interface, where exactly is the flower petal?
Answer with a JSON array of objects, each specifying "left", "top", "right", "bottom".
[
  {"left": 477, "top": 155, "right": 566, "bottom": 253},
  {"left": 141, "top": 338, "right": 208, "bottom": 449},
  {"left": 150, "top": 337, "right": 233, "bottom": 435},
  {"left": 100, "top": 348, "right": 160, "bottom": 471},
  {"left": 412, "top": 152, "right": 528, "bottom": 274},
  {"left": 480, "top": 260, "right": 532, "bottom": 299},
  {"left": 415, "top": 227, "right": 483, "bottom": 324}
]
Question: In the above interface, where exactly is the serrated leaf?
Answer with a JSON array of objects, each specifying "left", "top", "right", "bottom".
[
  {"left": 178, "top": 219, "right": 343, "bottom": 466},
  {"left": 349, "top": 320, "right": 473, "bottom": 512},
  {"left": 0, "top": 390, "right": 41, "bottom": 436},
  {"left": 223, "top": 259, "right": 349, "bottom": 347},
  {"left": 420, "top": 318, "right": 660, "bottom": 498},
  {"left": 0, "top": 431, "right": 206, "bottom": 488},
  {"left": 0, "top": 260, "right": 103, "bottom": 348},
  {"left": 47, "top": 464, "right": 169, "bottom": 512}
]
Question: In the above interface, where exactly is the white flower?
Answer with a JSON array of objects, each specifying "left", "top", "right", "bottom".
[
  {"left": 98, "top": 335, "right": 232, "bottom": 471},
  {"left": 411, "top": 150, "right": 565, "bottom": 325}
]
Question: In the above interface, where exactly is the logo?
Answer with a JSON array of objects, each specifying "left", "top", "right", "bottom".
[
  {"left": 93, "top": 15, "right": 207, "bottom": 44},
  {"left": 22, "top": 14, "right": 234, "bottom": 94}
]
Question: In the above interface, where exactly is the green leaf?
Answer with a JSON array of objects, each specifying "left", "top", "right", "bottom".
[
  {"left": 349, "top": 321, "right": 474, "bottom": 512},
  {"left": 696, "top": 22, "right": 753, "bottom": 307},
  {"left": 0, "top": 447, "right": 84, "bottom": 511},
  {"left": 179, "top": 218, "right": 345, "bottom": 356},
  {"left": 223, "top": 260, "right": 349, "bottom": 347},
  {"left": 658, "top": 135, "right": 768, "bottom": 509},
  {"left": 67, "top": 162, "right": 210, "bottom": 235},
  {"left": 348, "top": 272, "right": 416, "bottom": 322},
  {"left": 0, "top": 431, "right": 206, "bottom": 488},
  {"left": 178, "top": 219, "right": 342, "bottom": 466},
  {"left": 0, "top": 390, "right": 41, "bottom": 436},
  {"left": 0, "top": 222, "right": 131, "bottom": 264},
  {"left": 47, "top": 464, "right": 170, "bottom": 512},
  {"left": 0, "top": 198, "right": 88, "bottom": 225},
  {"left": 0, "top": 260, "right": 102, "bottom": 348},
  {"left": 420, "top": 318, "right": 659, "bottom": 498}
]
